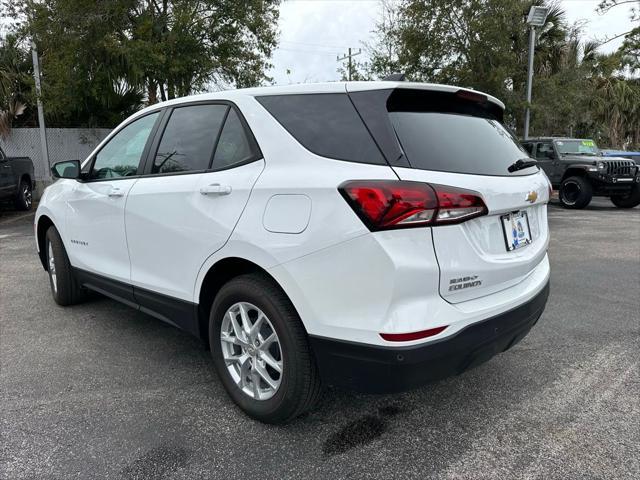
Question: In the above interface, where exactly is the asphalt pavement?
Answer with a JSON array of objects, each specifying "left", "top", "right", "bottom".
[{"left": 1, "top": 198, "right": 639, "bottom": 479}]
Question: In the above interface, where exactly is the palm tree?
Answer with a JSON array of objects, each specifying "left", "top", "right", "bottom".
[{"left": 0, "top": 35, "right": 29, "bottom": 138}]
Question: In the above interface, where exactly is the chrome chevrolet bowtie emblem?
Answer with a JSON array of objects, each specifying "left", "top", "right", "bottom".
[{"left": 526, "top": 191, "right": 538, "bottom": 203}]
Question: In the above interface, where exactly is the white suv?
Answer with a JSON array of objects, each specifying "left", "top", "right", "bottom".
[{"left": 35, "top": 82, "right": 550, "bottom": 423}]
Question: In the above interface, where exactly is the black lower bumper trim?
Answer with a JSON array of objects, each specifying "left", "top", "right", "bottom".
[{"left": 309, "top": 281, "right": 550, "bottom": 393}]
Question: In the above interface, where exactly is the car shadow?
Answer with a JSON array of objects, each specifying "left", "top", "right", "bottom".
[{"left": 83, "top": 292, "right": 554, "bottom": 456}]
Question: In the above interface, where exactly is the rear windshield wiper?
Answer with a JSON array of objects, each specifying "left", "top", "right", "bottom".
[{"left": 508, "top": 158, "right": 538, "bottom": 173}]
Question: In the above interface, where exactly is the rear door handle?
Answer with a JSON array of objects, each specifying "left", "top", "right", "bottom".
[
  {"left": 108, "top": 187, "right": 125, "bottom": 197},
  {"left": 200, "top": 183, "right": 232, "bottom": 196}
]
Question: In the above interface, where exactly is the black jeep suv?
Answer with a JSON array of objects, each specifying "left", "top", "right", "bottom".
[{"left": 521, "top": 137, "right": 640, "bottom": 209}]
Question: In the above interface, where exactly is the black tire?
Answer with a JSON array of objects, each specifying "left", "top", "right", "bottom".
[
  {"left": 14, "top": 178, "right": 33, "bottom": 211},
  {"left": 45, "top": 226, "right": 86, "bottom": 306},
  {"left": 610, "top": 184, "right": 640, "bottom": 208},
  {"left": 209, "top": 273, "right": 321, "bottom": 424},
  {"left": 559, "top": 176, "right": 592, "bottom": 209}
]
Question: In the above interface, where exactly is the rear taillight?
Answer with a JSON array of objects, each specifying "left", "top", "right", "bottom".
[{"left": 339, "top": 180, "right": 487, "bottom": 231}]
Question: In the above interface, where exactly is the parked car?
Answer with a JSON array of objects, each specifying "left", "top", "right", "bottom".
[
  {"left": 521, "top": 137, "right": 640, "bottom": 209},
  {"left": 35, "top": 82, "right": 551, "bottom": 423},
  {"left": 0, "top": 146, "right": 35, "bottom": 210}
]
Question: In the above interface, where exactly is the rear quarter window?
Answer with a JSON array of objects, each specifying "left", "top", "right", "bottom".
[{"left": 256, "top": 93, "right": 385, "bottom": 165}]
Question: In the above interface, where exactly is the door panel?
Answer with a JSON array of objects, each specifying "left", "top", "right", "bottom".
[
  {"left": 66, "top": 179, "right": 138, "bottom": 286},
  {"left": 0, "top": 157, "right": 14, "bottom": 197},
  {"left": 125, "top": 160, "right": 265, "bottom": 301},
  {"left": 64, "top": 111, "right": 161, "bottom": 285},
  {"left": 535, "top": 142, "right": 559, "bottom": 183}
]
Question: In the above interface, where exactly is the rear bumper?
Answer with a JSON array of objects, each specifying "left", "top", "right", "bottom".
[{"left": 309, "top": 280, "right": 549, "bottom": 393}]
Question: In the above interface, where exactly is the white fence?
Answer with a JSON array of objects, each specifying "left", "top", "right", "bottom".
[{"left": 0, "top": 128, "right": 112, "bottom": 183}]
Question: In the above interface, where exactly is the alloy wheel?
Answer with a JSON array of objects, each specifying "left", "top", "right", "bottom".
[
  {"left": 23, "top": 184, "right": 32, "bottom": 208},
  {"left": 48, "top": 242, "right": 57, "bottom": 294},
  {"left": 220, "top": 302, "right": 283, "bottom": 400}
]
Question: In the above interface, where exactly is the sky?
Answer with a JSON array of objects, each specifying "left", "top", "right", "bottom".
[{"left": 268, "top": 0, "right": 638, "bottom": 85}]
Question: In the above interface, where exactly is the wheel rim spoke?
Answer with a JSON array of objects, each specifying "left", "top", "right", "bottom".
[
  {"left": 260, "top": 333, "right": 277, "bottom": 351},
  {"left": 251, "top": 369, "right": 262, "bottom": 399},
  {"left": 225, "top": 352, "right": 248, "bottom": 366},
  {"left": 255, "top": 363, "right": 278, "bottom": 391},
  {"left": 48, "top": 243, "right": 57, "bottom": 293},
  {"left": 220, "top": 301, "right": 283, "bottom": 401},
  {"left": 260, "top": 350, "right": 283, "bottom": 374},
  {"left": 228, "top": 311, "right": 245, "bottom": 343},
  {"left": 249, "top": 314, "right": 264, "bottom": 341},
  {"left": 237, "top": 303, "right": 252, "bottom": 337},
  {"left": 221, "top": 333, "right": 240, "bottom": 345}
]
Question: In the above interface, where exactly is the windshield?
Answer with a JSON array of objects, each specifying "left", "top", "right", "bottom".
[{"left": 555, "top": 139, "right": 600, "bottom": 156}]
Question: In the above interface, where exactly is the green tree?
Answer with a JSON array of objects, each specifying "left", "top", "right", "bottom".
[
  {"left": 122, "top": 0, "right": 280, "bottom": 103},
  {"left": 365, "top": 0, "right": 639, "bottom": 147},
  {"left": 1, "top": 0, "right": 280, "bottom": 127},
  {"left": 0, "top": 33, "right": 32, "bottom": 135},
  {"left": 366, "top": 0, "right": 571, "bottom": 132}
]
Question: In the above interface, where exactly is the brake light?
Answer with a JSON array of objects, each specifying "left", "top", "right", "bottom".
[
  {"left": 455, "top": 89, "right": 488, "bottom": 104},
  {"left": 339, "top": 180, "right": 487, "bottom": 231}
]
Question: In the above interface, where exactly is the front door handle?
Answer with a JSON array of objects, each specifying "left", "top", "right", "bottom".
[
  {"left": 200, "top": 183, "right": 232, "bottom": 196},
  {"left": 108, "top": 187, "right": 125, "bottom": 197}
]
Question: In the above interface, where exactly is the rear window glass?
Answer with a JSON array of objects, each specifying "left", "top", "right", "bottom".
[
  {"left": 256, "top": 93, "right": 385, "bottom": 165},
  {"left": 390, "top": 112, "right": 536, "bottom": 176}
]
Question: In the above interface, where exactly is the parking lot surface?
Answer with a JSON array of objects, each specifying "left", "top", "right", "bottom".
[{"left": 1, "top": 199, "right": 639, "bottom": 479}]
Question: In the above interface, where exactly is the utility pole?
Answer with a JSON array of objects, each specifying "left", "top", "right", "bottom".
[
  {"left": 337, "top": 47, "right": 362, "bottom": 81},
  {"left": 523, "top": 6, "right": 549, "bottom": 140},
  {"left": 523, "top": 25, "right": 536, "bottom": 141},
  {"left": 31, "top": 41, "right": 50, "bottom": 178}
]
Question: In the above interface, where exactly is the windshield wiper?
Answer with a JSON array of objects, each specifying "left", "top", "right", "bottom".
[{"left": 508, "top": 158, "right": 538, "bottom": 173}]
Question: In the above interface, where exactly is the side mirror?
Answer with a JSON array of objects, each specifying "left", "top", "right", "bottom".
[{"left": 51, "top": 160, "right": 81, "bottom": 179}]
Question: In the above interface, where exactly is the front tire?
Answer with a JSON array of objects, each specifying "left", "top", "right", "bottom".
[
  {"left": 45, "top": 226, "right": 86, "bottom": 306},
  {"left": 15, "top": 179, "right": 33, "bottom": 211},
  {"left": 559, "top": 176, "right": 592, "bottom": 209},
  {"left": 209, "top": 273, "right": 321, "bottom": 424},
  {"left": 610, "top": 184, "right": 640, "bottom": 208}
]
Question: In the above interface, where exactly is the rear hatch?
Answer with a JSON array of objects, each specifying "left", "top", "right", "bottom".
[{"left": 349, "top": 85, "right": 550, "bottom": 303}]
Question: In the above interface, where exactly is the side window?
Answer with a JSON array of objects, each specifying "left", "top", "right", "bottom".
[
  {"left": 91, "top": 112, "right": 159, "bottom": 180},
  {"left": 153, "top": 104, "right": 227, "bottom": 174},
  {"left": 212, "top": 108, "right": 255, "bottom": 170},
  {"left": 256, "top": 93, "right": 385, "bottom": 165},
  {"left": 522, "top": 143, "right": 534, "bottom": 156},
  {"left": 535, "top": 142, "right": 555, "bottom": 160}
]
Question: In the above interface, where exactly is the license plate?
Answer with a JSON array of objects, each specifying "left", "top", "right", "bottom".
[{"left": 501, "top": 211, "right": 532, "bottom": 251}]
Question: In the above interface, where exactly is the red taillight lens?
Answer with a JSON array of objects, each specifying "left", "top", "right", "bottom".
[
  {"left": 380, "top": 325, "right": 448, "bottom": 342},
  {"left": 433, "top": 186, "right": 488, "bottom": 224},
  {"left": 339, "top": 180, "right": 487, "bottom": 231}
]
